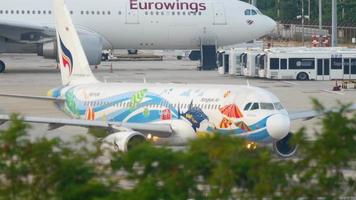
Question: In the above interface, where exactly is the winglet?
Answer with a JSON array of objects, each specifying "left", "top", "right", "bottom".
[{"left": 53, "top": 0, "right": 98, "bottom": 85}]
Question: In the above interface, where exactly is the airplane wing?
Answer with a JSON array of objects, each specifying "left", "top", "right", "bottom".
[
  {"left": 289, "top": 104, "right": 356, "bottom": 121},
  {"left": 0, "top": 93, "right": 65, "bottom": 102},
  {"left": 0, "top": 19, "right": 54, "bottom": 43},
  {"left": 288, "top": 110, "right": 320, "bottom": 121},
  {"left": 0, "top": 114, "right": 173, "bottom": 138}
]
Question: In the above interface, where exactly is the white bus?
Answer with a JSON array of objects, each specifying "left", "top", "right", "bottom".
[{"left": 264, "top": 49, "right": 356, "bottom": 80}]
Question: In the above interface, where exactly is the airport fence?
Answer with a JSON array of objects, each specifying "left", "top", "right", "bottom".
[{"left": 271, "top": 23, "right": 356, "bottom": 46}]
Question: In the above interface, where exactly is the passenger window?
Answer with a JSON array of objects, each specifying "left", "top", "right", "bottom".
[
  {"left": 270, "top": 58, "right": 280, "bottom": 70},
  {"left": 331, "top": 58, "right": 342, "bottom": 69},
  {"left": 260, "top": 103, "right": 274, "bottom": 110},
  {"left": 244, "top": 103, "right": 252, "bottom": 111},
  {"left": 250, "top": 103, "right": 259, "bottom": 110},
  {"left": 281, "top": 59, "right": 287, "bottom": 70}
]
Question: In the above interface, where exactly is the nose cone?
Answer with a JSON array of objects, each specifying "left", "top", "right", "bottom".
[
  {"left": 266, "top": 114, "right": 290, "bottom": 140},
  {"left": 265, "top": 16, "right": 277, "bottom": 34}
]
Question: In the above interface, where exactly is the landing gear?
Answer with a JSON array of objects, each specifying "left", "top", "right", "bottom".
[
  {"left": 128, "top": 49, "right": 138, "bottom": 55},
  {"left": 0, "top": 60, "right": 5, "bottom": 73},
  {"left": 199, "top": 45, "right": 217, "bottom": 70}
]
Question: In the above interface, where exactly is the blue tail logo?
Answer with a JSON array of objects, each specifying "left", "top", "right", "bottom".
[{"left": 59, "top": 36, "right": 73, "bottom": 75}]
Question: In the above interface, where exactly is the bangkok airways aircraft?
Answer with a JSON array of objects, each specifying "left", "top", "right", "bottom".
[{"left": 0, "top": 0, "right": 350, "bottom": 157}]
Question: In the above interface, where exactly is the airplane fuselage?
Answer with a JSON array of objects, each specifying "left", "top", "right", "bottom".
[
  {"left": 49, "top": 83, "right": 290, "bottom": 145},
  {"left": 0, "top": 0, "right": 276, "bottom": 49}
]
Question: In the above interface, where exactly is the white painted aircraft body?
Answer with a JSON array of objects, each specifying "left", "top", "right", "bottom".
[{"left": 0, "top": 0, "right": 276, "bottom": 49}]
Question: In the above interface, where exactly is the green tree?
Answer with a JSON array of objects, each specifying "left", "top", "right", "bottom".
[
  {"left": 0, "top": 114, "right": 112, "bottom": 200},
  {"left": 1, "top": 101, "right": 355, "bottom": 199}
]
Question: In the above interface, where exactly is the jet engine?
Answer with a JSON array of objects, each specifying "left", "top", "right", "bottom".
[
  {"left": 273, "top": 132, "right": 298, "bottom": 158},
  {"left": 101, "top": 131, "right": 146, "bottom": 152},
  {"left": 37, "top": 33, "right": 103, "bottom": 65}
]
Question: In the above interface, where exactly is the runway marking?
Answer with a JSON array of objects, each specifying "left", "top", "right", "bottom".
[
  {"left": 282, "top": 81, "right": 299, "bottom": 86},
  {"left": 320, "top": 89, "right": 345, "bottom": 95}
]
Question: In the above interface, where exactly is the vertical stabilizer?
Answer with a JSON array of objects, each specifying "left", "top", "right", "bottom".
[{"left": 54, "top": 0, "right": 98, "bottom": 85}]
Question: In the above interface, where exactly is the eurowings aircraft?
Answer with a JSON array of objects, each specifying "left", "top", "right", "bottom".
[
  {"left": 0, "top": 0, "right": 350, "bottom": 157},
  {"left": 0, "top": 0, "right": 276, "bottom": 72}
]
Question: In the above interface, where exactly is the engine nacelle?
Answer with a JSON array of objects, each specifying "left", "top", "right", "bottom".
[
  {"left": 101, "top": 131, "right": 146, "bottom": 152},
  {"left": 273, "top": 132, "right": 298, "bottom": 158},
  {"left": 37, "top": 34, "right": 103, "bottom": 65}
]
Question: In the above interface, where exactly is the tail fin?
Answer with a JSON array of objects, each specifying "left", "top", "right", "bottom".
[{"left": 54, "top": 0, "right": 98, "bottom": 85}]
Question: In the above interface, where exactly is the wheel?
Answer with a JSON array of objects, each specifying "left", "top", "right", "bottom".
[
  {"left": 177, "top": 56, "right": 183, "bottom": 60},
  {"left": 297, "top": 72, "right": 309, "bottom": 81},
  {"left": 101, "top": 53, "right": 109, "bottom": 61},
  {"left": 128, "top": 49, "right": 138, "bottom": 55},
  {"left": 0, "top": 60, "right": 5, "bottom": 73}
]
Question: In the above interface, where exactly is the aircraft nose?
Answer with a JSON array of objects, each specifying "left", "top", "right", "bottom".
[
  {"left": 263, "top": 16, "right": 277, "bottom": 34},
  {"left": 266, "top": 114, "right": 290, "bottom": 140}
]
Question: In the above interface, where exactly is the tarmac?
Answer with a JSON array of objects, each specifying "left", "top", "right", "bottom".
[{"left": 0, "top": 53, "right": 356, "bottom": 141}]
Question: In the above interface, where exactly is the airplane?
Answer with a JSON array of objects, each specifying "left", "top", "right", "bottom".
[
  {"left": 0, "top": 0, "right": 351, "bottom": 158},
  {"left": 0, "top": 0, "right": 277, "bottom": 72}
]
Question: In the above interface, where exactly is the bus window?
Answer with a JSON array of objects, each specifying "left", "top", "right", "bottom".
[
  {"left": 270, "top": 58, "right": 279, "bottom": 70},
  {"left": 260, "top": 55, "right": 266, "bottom": 70},
  {"left": 250, "top": 103, "right": 259, "bottom": 110},
  {"left": 351, "top": 59, "right": 356, "bottom": 74},
  {"left": 344, "top": 59, "right": 350, "bottom": 74},
  {"left": 236, "top": 54, "right": 241, "bottom": 65},
  {"left": 281, "top": 59, "right": 287, "bottom": 70},
  {"left": 331, "top": 58, "right": 342, "bottom": 69},
  {"left": 324, "top": 59, "right": 330, "bottom": 75},
  {"left": 289, "top": 58, "right": 315, "bottom": 69}
]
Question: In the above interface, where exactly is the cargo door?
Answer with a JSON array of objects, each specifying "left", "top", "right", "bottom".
[
  {"left": 126, "top": 4, "right": 139, "bottom": 24},
  {"left": 213, "top": 3, "right": 227, "bottom": 25}
]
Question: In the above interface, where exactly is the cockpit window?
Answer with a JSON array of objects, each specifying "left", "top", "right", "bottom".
[
  {"left": 250, "top": 102, "right": 259, "bottom": 110},
  {"left": 244, "top": 9, "right": 258, "bottom": 16},
  {"left": 273, "top": 102, "right": 284, "bottom": 110},
  {"left": 244, "top": 9, "right": 251, "bottom": 16},
  {"left": 244, "top": 102, "right": 252, "bottom": 111},
  {"left": 260, "top": 103, "right": 274, "bottom": 110}
]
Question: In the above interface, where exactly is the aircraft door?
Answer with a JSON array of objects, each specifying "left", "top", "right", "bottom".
[
  {"left": 126, "top": 4, "right": 139, "bottom": 24},
  {"left": 213, "top": 3, "right": 227, "bottom": 25}
]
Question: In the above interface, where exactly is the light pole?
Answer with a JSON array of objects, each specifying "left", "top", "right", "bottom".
[
  {"left": 331, "top": 0, "right": 338, "bottom": 47},
  {"left": 297, "top": 0, "right": 309, "bottom": 46},
  {"left": 319, "top": 0, "right": 323, "bottom": 46}
]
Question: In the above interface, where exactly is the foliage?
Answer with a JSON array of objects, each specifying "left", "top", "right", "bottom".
[{"left": 0, "top": 101, "right": 355, "bottom": 199}]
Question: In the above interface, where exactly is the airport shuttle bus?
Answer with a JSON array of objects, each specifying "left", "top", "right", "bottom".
[{"left": 264, "top": 49, "right": 356, "bottom": 81}]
